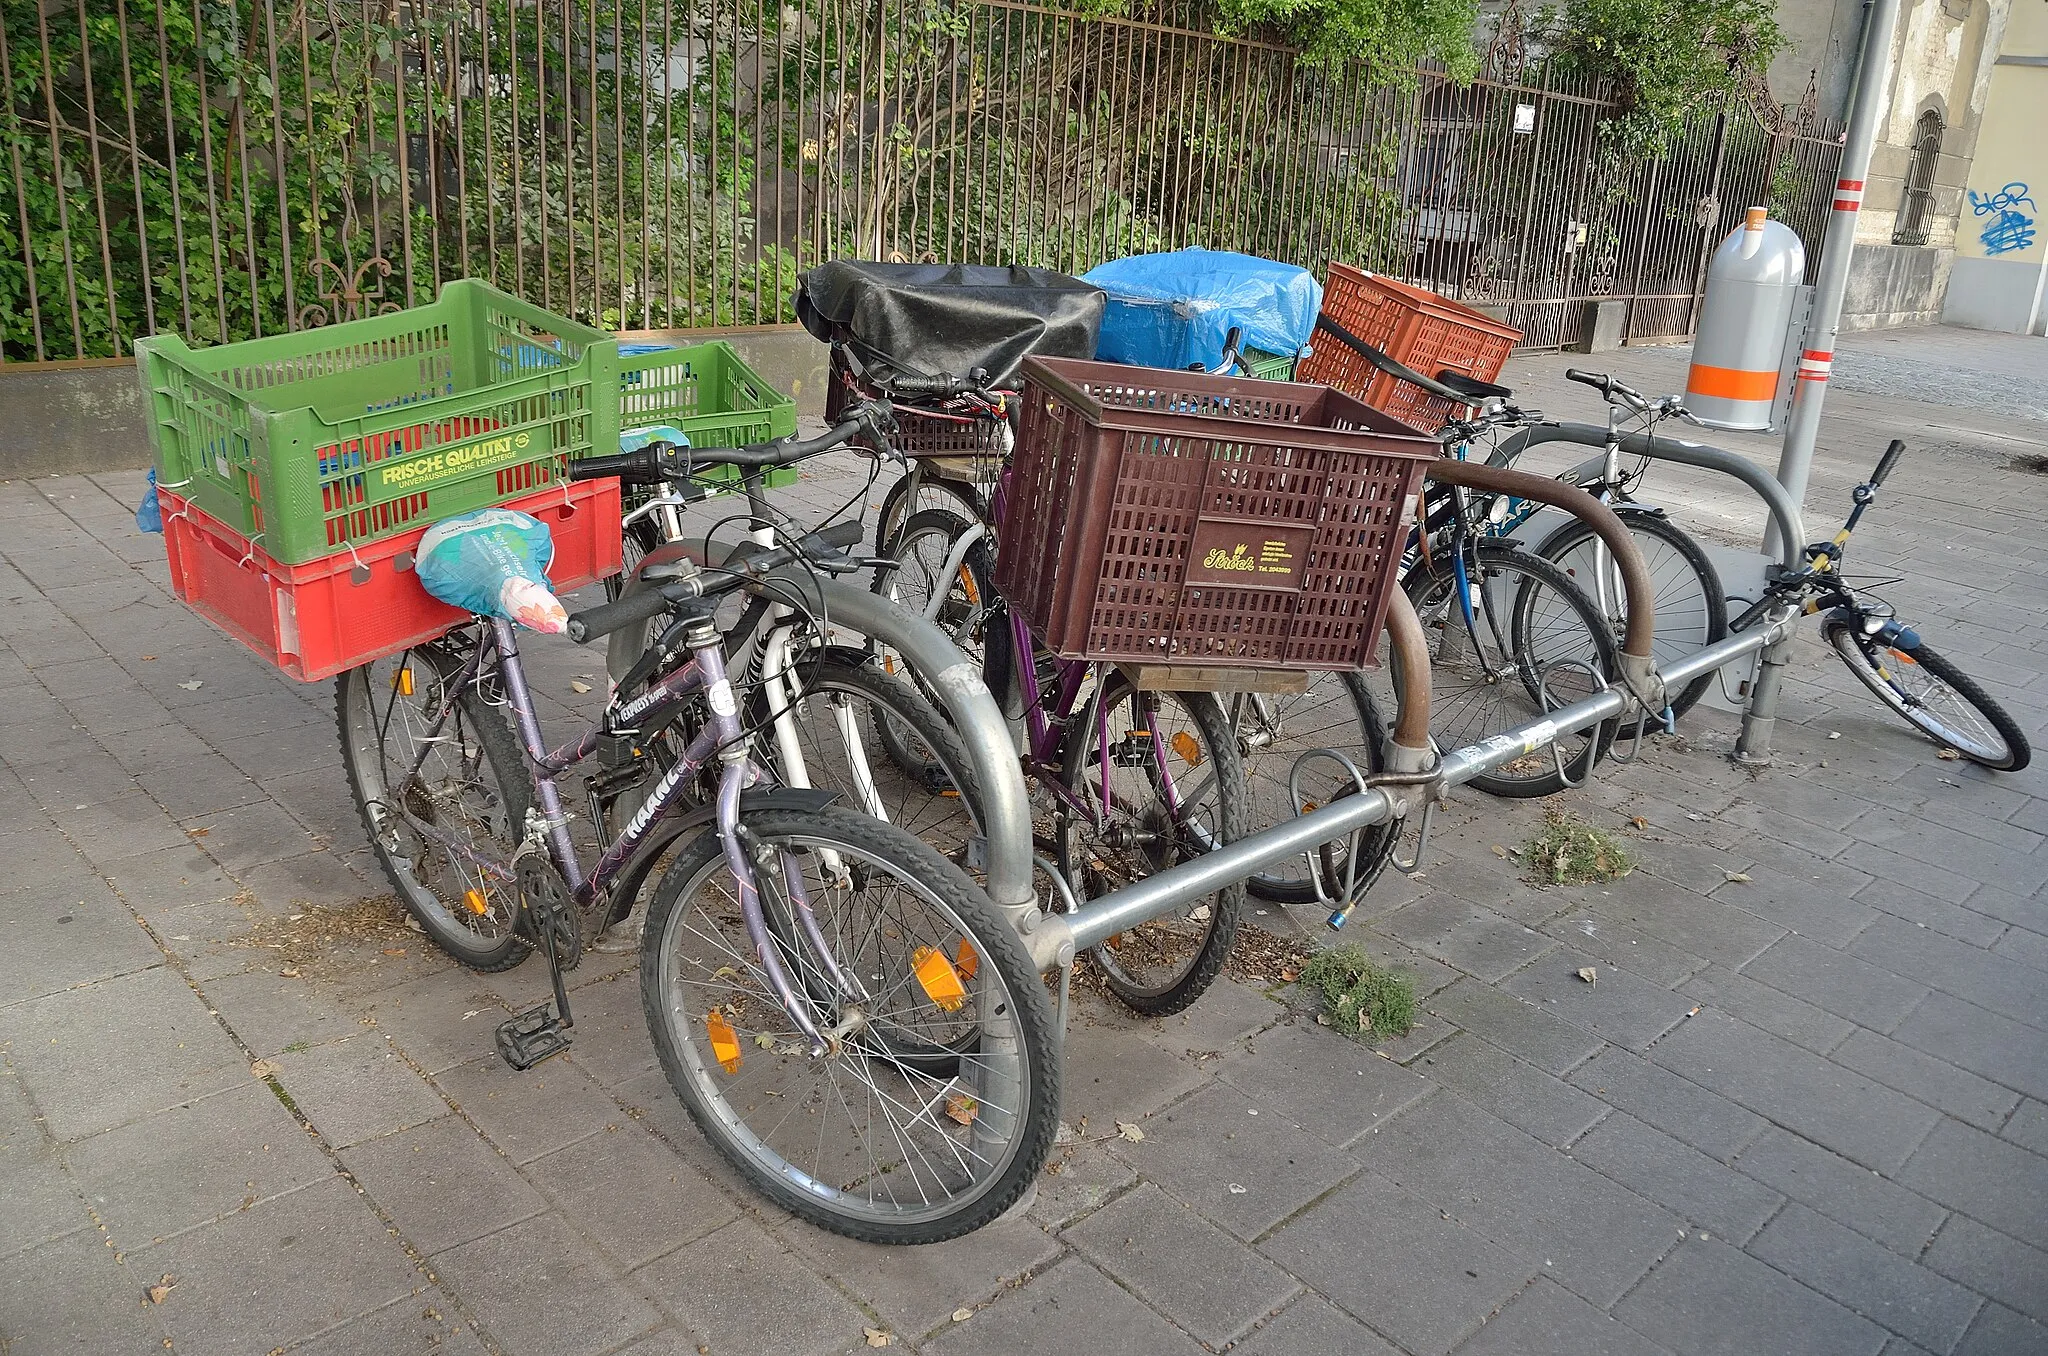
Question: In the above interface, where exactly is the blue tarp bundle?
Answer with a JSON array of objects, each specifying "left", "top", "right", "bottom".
[{"left": 1081, "top": 248, "right": 1321, "bottom": 372}]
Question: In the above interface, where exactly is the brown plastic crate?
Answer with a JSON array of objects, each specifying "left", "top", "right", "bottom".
[
  {"left": 997, "top": 357, "right": 1438, "bottom": 671},
  {"left": 1296, "top": 265, "right": 1521, "bottom": 430}
]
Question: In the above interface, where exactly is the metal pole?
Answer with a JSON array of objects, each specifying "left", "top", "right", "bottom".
[{"left": 1768, "top": 0, "right": 1900, "bottom": 557}]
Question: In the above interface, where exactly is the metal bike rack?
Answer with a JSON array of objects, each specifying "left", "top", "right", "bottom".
[{"left": 1485, "top": 422, "right": 1811, "bottom": 764}]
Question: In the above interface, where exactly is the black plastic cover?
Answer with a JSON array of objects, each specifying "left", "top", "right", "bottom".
[{"left": 796, "top": 261, "right": 1105, "bottom": 388}]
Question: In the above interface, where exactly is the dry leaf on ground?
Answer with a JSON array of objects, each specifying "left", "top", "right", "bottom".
[
  {"left": 944, "top": 1093, "right": 980, "bottom": 1126},
  {"left": 1577, "top": 967, "right": 1598, "bottom": 986},
  {"left": 864, "top": 1328, "right": 892, "bottom": 1347},
  {"left": 952, "top": 1308, "right": 974, "bottom": 1323},
  {"left": 249, "top": 1059, "right": 280, "bottom": 1079},
  {"left": 1116, "top": 1121, "right": 1145, "bottom": 1142},
  {"left": 1723, "top": 870, "right": 1751, "bottom": 883},
  {"left": 144, "top": 1274, "right": 176, "bottom": 1304},
  {"left": 570, "top": 679, "right": 593, "bottom": 694}
]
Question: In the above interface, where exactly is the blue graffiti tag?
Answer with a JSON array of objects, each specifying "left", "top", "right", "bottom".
[{"left": 1969, "top": 182, "right": 2037, "bottom": 256}]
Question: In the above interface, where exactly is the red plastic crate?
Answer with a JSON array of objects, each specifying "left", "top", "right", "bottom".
[
  {"left": 161, "top": 479, "right": 623, "bottom": 683},
  {"left": 1296, "top": 265, "right": 1521, "bottom": 431}
]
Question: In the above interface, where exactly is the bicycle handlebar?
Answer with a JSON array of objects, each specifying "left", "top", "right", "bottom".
[
  {"left": 1871, "top": 438, "right": 1907, "bottom": 487},
  {"left": 570, "top": 405, "right": 893, "bottom": 487},
  {"left": 565, "top": 519, "right": 866, "bottom": 643},
  {"left": 1314, "top": 314, "right": 1471, "bottom": 404}
]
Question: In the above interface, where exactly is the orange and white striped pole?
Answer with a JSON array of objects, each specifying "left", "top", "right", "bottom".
[{"left": 1766, "top": 0, "right": 1899, "bottom": 558}]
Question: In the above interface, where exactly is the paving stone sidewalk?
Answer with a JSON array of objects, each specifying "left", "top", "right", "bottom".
[{"left": 3, "top": 328, "right": 2046, "bottom": 1356}]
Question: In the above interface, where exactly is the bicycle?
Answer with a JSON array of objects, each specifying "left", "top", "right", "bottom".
[
  {"left": 338, "top": 422, "right": 1057, "bottom": 1243},
  {"left": 1724, "top": 438, "right": 2029, "bottom": 772}
]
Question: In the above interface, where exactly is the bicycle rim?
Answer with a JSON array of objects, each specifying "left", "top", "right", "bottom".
[
  {"left": 642, "top": 808, "right": 1048, "bottom": 1238},
  {"left": 1826, "top": 624, "right": 2022, "bottom": 768},
  {"left": 1234, "top": 675, "right": 1397, "bottom": 904}
]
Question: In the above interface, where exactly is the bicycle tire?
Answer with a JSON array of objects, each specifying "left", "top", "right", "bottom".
[
  {"left": 1532, "top": 505, "right": 1727, "bottom": 722},
  {"left": 1057, "top": 670, "right": 1247, "bottom": 1015},
  {"left": 1403, "top": 543, "right": 1620, "bottom": 798},
  {"left": 1823, "top": 620, "right": 2031, "bottom": 772},
  {"left": 872, "top": 508, "right": 998, "bottom": 666},
  {"left": 1238, "top": 673, "right": 1401, "bottom": 906},
  {"left": 337, "top": 642, "right": 533, "bottom": 972},
  {"left": 639, "top": 806, "right": 1057, "bottom": 1244},
  {"left": 875, "top": 473, "right": 990, "bottom": 557}
]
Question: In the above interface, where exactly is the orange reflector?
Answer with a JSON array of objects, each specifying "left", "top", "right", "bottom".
[
  {"left": 958, "top": 567, "right": 980, "bottom": 606},
  {"left": 1105, "top": 932, "right": 1124, "bottom": 950},
  {"left": 1170, "top": 730, "right": 1203, "bottom": 768},
  {"left": 912, "top": 946, "right": 968, "bottom": 1011},
  {"left": 393, "top": 666, "right": 415, "bottom": 696},
  {"left": 463, "top": 888, "right": 489, "bottom": 916},
  {"left": 955, "top": 939, "right": 980, "bottom": 980},
  {"left": 1890, "top": 649, "right": 1919, "bottom": 665},
  {"left": 706, "top": 1010, "right": 742, "bottom": 1073}
]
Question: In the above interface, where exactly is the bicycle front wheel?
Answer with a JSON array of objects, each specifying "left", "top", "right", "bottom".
[
  {"left": 1824, "top": 621, "right": 2030, "bottom": 772},
  {"left": 639, "top": 807, "right": 1057, "bottom": 1243},
  {"left": 1403, "top": 543, "right": 1620, "bottom": 797},
  {"left": 1057, "top": 671, "right": 1247, "bottom": 1014},
  {"left": 1534, "top": 505, "right": 1726, "bottom": 721}
]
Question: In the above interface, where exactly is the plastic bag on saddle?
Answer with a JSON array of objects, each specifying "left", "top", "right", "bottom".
[
  {"left": 1082, "top": 248, "right": 1321, "bottom": 371},
  {"left": 415, "top": 508, "right": 567, "bottom": 634}
]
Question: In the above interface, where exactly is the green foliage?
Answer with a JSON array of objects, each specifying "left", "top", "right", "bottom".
[
  {"left": 1213, "top": 0, "right": 1479, "bottom": 75},
  {"left": 1298, "top": 944, "right": 1415, "bottom": 1040},
  {"left": 1537, "top": 0, "right": 1783, "bottom": 152},
  {"left": 1524, "top": 808, "right": 1635, "bottom": 886}
]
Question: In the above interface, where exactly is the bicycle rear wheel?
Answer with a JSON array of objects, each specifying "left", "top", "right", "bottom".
[
  {"left": 1057, "top": 671, "right": 1246, "bottom": 1015},
  {"left": 1234, "top": 675, "right": 1400, "bottom": 906},
  {"left": 640, "top": 806, "right": 1056, "bottom": 1243},
  {"left": 1824, "top": 621, "right": 2030, "bottom": 772},
  {"left": 1534, "top": 505, "right": 1726, "bottom": 721}
]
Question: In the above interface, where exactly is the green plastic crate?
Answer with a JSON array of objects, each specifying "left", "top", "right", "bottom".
[
  {"left": 136, "top": 280, "right": 619, "bottom": 565},
  {"left": 1244, "top": 347, "right": 1298, "bottom": 381},
  {"left": 616, "top": 341, "right": 800, "bottom": 492}
]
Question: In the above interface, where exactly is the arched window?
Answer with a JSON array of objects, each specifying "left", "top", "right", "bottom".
[{"left": 1894, "top": 109, "right": 1944, "bottom": 246}]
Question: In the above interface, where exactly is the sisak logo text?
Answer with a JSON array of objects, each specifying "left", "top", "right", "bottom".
[{"left": 1202, "top": 539, "right": 1296, "bottom": 575}]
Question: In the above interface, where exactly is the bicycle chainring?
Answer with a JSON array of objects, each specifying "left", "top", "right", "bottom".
[{"left": 516, "top": 855, "right": 582, "bottom": 971}]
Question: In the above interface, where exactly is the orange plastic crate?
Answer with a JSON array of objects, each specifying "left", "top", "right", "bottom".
[
  {"left": 161, "top": 479, "right": 622, "bottom": 683},
  {"left": 1296, "top": 265, "right": 1521, "bottom": 431}
]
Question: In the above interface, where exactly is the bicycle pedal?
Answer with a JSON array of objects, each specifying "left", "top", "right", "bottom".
[{"left": 495, "top": 1003, "right": 574, "bottom": 1070}]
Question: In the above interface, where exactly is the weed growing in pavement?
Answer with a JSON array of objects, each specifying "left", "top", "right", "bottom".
[
  {"left": 1526, "top": 808, "right": 1635, "bottom": 885},
  {"left": 1298, "top": 944, "right": 1415, "bottom": 1041}
]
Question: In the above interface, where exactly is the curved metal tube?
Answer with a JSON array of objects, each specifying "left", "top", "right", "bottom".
[
  {"left": 1488, "top": 422, "right": 1807, "bottom": 571},
  {"left": 1425, "top": 457, "right": 1657, "bottom": 661},
  {"left": 1381, "top": 585, "right": 1433, "bottom": 754}
]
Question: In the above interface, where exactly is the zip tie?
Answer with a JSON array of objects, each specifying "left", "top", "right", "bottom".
[{"left": 236, "top": 533, "right": 264, "bottom": 569}]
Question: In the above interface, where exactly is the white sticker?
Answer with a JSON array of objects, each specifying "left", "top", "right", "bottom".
[{"left": 707, "top": 678, "right": 738, "bottom": 717}]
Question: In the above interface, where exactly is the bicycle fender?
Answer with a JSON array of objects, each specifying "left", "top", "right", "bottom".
[{"left": 603, "top": 788, "right": 845, "bottom": 926}]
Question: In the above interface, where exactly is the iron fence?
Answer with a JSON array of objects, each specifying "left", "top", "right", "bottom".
[{"left": 2, "top": 0, "right": 1843, "bottom": 366}]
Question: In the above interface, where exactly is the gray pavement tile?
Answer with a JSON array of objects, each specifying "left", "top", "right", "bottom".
[
  {"left": 1843, "top": 816, "right": 2048, "bottom": 897},
  {"left": 1673, "top": 960, "right": 1858, "bottom": 1057},
  {"left": 1066, "top": 1181, "right": 1299, "bottom": 1346},
  {"left": 1613, "top": 1237, "right": 1888, "bottom": 1356},
  {"left": 151, "top": 1175, "right": 425, "bottom": 1356},
  {"left": 1959, "top": 884, "right": 2048, "bottom": 937},
  {"left": 1371, "top": 1009, "right": 1461, "bottom": 1064},
  {"left": 435, "top": 1055, "right": 625, "bottom": 1166},
  {"left": 1733, "top": 1128, "right": 1949, "bottom": 1258},
  {"left": 606, "top": 1332, "right": 704, "bottom": 1356},
  {"left": 1855, "top": 879, "right": 2011, "bottom": 949},
  {"left": 235, "top": 850, "right": 379, "bottom": 918},
  {"left": 1591, "top": 876, "right": 1786, "bottom": 970},
  {"left": 1423, "top": 979, "right": 1604, "bottom": 1076},
  {"left": 1408, "top": 1032, "right": 1609, "bottom": 1148},
  {"left": 202, "top": 968, "right": 363, "bottom": 1057},
  {"left": 1060, "top": 998, "right": 1210, "bottom": 1129},
  {"left": 1852, "top": 916, "right": 2047, "bottom": 1033},
  {"left": 1105, "top": 1078, "right": 1359, "bottom": 1241},
  {"left": 0, "top": 822, "right": 96, "bottom": 892},
  {"left": 1634, "top": 835, "right": 1757, "bottom": 894},
  {"left": 1737, "top": 935, "right": 1932, "bottom": 1035},
  {"left": 552, "top": 972, "right": 660, "bottom": 1088},
  {"left": 25, "top": 654, "right": 146, "bottom": 701},
  {"left": 921, "top": 1256, "right": 1204, "bottom": 1356},
  {"left": 1649, "top": 1011, "right": 1940, "bottom": 1173},
  {"left": 1029, "top": 1138, "right": 1138, "bottom": 1231},
  {"left": 528, "top": 1122, "right": 740, "bottom": 1270},
  {"left": 1214, "top": 1018, "right": 1435, "bottom": 1148},
  {"left": 2012, "top": 797, "right": 2048, "bottom": 839},
  {"left": 779, "top": 1213, "right": 1058, "bottom": 1341},
  {"left": 1499, "top": 947, "right": 1696, "bottom": 1051},
  {"left": 1403, "top": 845, "right": 1528, "bottom": 913},
  {"left": 1896, "top": 1118, "right": 2048, "bottom": 1252},
  {"left": 338, "top": 1115, "right": 547, "bottom": 1255},
  {"left": 1259, "top": 1169, "right": 1537, "bottom": 1356},
  {"left": 1232, "top": 1294, "right": 1403, "bottom": 1356},
  {"left": 0, "top": 1225, "right": 174, "bottom": 1352},
  {"left": 1832, "top": 1029, "right": 2024, "bottom": 1132},
  {"left": 636, "top": 1215, "right": 869, "bottom": 1356},
  {"left": 1991, "top": 925, "right": 2048, "bottom": 971},
  {"left": 357, "top": 969, "right": 512, "bottom": 1079},
  {"left": 1749, "top": 1202, "right": 1984, "bottom": 1354},
  {"left": 1953, "top": 1304, "right": 2048, "bottom": 1356},
  {"left": 436, "top": 1211, "right": 661, "bottom": 1356},
  {"left": 1892, "top": 991, "right": 2048, "bottom": 1103},
  {"left": 287, "top": 1287, "right": 490, "bottom": 1356},
  {"left": 1382, "top": 894, "right": 1559, "bottom": 982},
  {"left": 12, "top": 734, "right": 142, "bottom": 807},
  {"left": 102, "top": 841, "right": 241, "bottom": 912},
  {"left": 273, "top": 1034, "right": 449, "bottom": 1149},
  {"left": 1571, "top": 1113, "right": 1784, "bottom": 1245},
  {"left": 1543, "top": 907, "right": 1712, "bottom": 989},
  {"left": 1848, "top": 846, "right": 1981, "bottom": 907},
  {"left": 1455, "top": 1277, "right": 1677, "bottom": 1356},
  {"left": 180, "top": 800, "right": 323, "bottom": 874},
  {"left": 0, "top": 1069, "right": 92, "bottom": 1257},
  {"left": 2002, "top": 1099, "right": 2048, "bottom": 1156},
  {"left": 66, "top": 1080, "right": 331, "bottom": 1249},
  {"left": 0, "top": 965, "right": 251, "bottom": 1142},
  {"left": 45, "top": 790, "right": 191, "bottom": 863},
  {"left": 1138, "top": 974, "right": 1284, "bottom": 1056},
  {"left": 1713, "top": 867, "right": 1879, "bottom": 950},
  {"left": 1350, "top": 929, "right": 1465, "bottom": 998},
  {"left": 0, "top": 879, "right": 163, "bottom": 1004},
  {"left": 101, "top": 721, "right": 220, "bottom": 775},
  {"left": 1567, "top": 1047, "right": 1768, "bottom": 1163},
  {"left": 54, "top": 686, "right": 177, "bottom": 738},
  {"left": 1923, "top": 1215, "right": 2048, "bottom": 1328},
  {"left": 1356, "top": 1090, "right": 1680, "bottom": 1307},
  {"left": 131, "top": 752, "right": 269, "bottom": 818}
]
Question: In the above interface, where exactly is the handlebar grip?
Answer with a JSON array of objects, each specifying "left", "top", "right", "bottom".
[
  {"left": 569, "top": 448, "right": 661, "bottom": 485},
  {"left": 1871, "top": 438, "right": 1907, "bottom": 487},
  {"left": 567, "top": 584, "right": 674, "bottom": 645},
  {"left": 890, "top": 373, "right": 968, "bottom": 398},
  {"left": 1564, "top": 369, "right": 1610, "bottom": 394}
]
